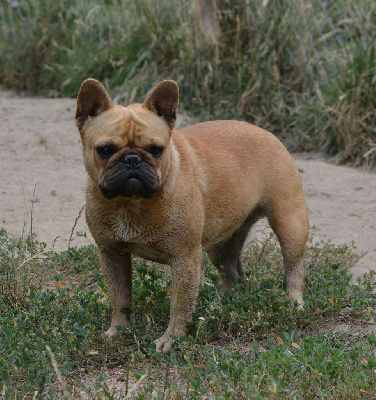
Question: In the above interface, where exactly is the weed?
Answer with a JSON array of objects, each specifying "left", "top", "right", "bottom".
[{"left": 38, "top": 136, "right": 47, "bottom": 146}]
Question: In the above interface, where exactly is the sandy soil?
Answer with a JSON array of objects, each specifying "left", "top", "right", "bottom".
[{"left": 0, "top": 90, "right": 375, "bottom": 283}]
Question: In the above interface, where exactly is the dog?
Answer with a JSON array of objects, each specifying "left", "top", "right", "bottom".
[{"left": 75, "top": 79, "right": 309, "bottom": 353}]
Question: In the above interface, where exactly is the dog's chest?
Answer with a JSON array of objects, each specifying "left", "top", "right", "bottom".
[
  {"left": 101, "top": 208, "right": 170, "bottom": 264},
  {"left": 115, "top": 222, "right": 170, "bottom": 264},
  {"left": 125, "top": 242, "right": 168, "bottom": 264},
  {"left": 108, "top": 208, "right": 157, "bottom": 240}
]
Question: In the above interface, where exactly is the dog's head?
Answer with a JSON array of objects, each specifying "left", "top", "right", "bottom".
[{"left": 75, "top": 79, "right": 179, "bottom": 200}]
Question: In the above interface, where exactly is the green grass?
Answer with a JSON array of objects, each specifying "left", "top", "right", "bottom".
[
  {"left": 0, "top": 0, "right": 375, "bottom": 166},
  {"left": 0, "top": 228, "right": 375, "bottom": 398}
]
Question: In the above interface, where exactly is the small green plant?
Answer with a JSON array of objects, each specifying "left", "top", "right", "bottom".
[{"left": 38, "top": 136, "right": 48, "bottom": 145}]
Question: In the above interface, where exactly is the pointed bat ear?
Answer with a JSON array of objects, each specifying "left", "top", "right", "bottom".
[
  {"left": 143, "top": 80, "right": 179, "bottom": 129},
  {"left": 75, "top": 79, "right": 113, "bottom": 130}
]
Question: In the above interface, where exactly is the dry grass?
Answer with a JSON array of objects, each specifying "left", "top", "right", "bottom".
[{"left": 0, "top": 0, "right": 375, "bottom": 166}]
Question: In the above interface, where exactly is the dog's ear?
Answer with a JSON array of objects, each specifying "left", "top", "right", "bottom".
[
  {"left": 143, "top": 80, "right": 179, "bottom": 129},
  {"left": 75, "top": 79, "right": 113, "bottom": 130}
]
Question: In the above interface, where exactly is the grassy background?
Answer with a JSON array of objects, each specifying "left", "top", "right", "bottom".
[{"left": 0, "top": 0, "right": 375, "bottom": 166}]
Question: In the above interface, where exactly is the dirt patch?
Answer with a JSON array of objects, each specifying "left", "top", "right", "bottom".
[{"left": 1, "top": 90, "right": 375, "bottom": 282}]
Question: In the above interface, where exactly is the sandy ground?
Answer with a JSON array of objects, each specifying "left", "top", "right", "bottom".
[{"left": 0, "top": 90, "right": 375, "bottom": 283}]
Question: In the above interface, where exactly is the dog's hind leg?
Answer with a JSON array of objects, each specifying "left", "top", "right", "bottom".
[
  {"left": 208, "top": 211, "right": 262, "bottom": 292},
  {"left": 267, "top": 200, "right": 309, "bottom": 310}
]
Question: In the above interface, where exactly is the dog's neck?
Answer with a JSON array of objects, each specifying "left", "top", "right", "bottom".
[{"left": 160, "top": 138, "right": 180, "bottom": 199}]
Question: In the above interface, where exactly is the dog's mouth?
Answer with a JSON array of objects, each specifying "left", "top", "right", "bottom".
[
  {"left": 99, "top": 152, "right": 160, "bottom": 200},
  {"left": 99, "top": 176, "right": 156, "bottom": 199}
]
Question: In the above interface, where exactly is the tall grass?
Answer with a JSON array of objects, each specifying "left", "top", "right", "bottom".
[{"left": 0, "top": 0, "right": 375, "bottom": 166}]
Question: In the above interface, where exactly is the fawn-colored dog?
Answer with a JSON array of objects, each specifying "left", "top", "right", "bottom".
[{"left": 75, "top": 79, "right": 309, "bottom": 353}]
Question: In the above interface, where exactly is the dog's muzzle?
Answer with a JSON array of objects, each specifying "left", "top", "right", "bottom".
[{"left": 99, "top": 150, "right": 160, "bottom": 199}]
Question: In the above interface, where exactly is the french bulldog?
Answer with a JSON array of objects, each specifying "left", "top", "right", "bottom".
[{"left": 75, "top": 79, "right": 309, "bottom": 353}]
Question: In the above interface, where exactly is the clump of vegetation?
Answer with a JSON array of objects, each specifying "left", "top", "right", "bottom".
[
  {"left": 0, "top": 0, "right": 375, "bottom": 166},
  {"left": 0, "top": 228, "right": 375, "bottom": 398}
]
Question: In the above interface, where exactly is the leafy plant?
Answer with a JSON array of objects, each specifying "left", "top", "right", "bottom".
[{"left": 0, "top": 228, "right": 375, "bottom": 398}]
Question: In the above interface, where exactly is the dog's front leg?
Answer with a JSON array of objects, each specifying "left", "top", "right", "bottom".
[
  {"left": 155, "top": 246, "right": 202, "bottom": 353},
  {"left": 99, "top": 249, "right": 133, "bottom": 339}
]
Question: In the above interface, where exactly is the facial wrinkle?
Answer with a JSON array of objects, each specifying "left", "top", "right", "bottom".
[
  {"left": 128, "top": 108, "right": 150, "bottom": 127},
  {"left": 121, "top": 108, "right": 133, "bottom": 146},
  {"left": 128, "top": 120, "right": 135, "bottom": 147}
]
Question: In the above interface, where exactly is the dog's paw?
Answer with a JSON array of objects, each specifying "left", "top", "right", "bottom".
[
  {"left": 103, "top": 317, "right": 130, "bottom": 340},
  {"left": 288, "top": 290, "right": 304, "bottom": 311},
  {"left": 154, "top": 334, "right": 174, "bottom": 354},
  {"left": 104, "top": 326, "right": 121, "bottom": 340}
]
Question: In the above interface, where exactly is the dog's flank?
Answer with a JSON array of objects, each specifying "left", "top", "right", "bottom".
[{"left": 76, "top": 79, "right": 309, "bottom": 353}]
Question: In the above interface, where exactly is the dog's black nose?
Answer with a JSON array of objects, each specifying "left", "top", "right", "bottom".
[{"left": 124, "top": 154, "right": 141, "bottom": 168}]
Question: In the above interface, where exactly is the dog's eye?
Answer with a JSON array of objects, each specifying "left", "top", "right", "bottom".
[
  {"left": 149, "top": 146, "right": 164, "bottom": 158},
  {"left": 96, "top": 145, "right": 116, "bottom": 159}
]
